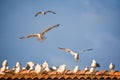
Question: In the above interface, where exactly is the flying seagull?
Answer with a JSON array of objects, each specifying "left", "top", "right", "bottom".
[
  {"left": 20, "top": 24, "right": 60, "bottom": 42},
  {"left": 58, "top": 47, "right": 92, "bottom": 62},
  {"left": 35, "top": 10, "right": 56, "bottom": 17}
]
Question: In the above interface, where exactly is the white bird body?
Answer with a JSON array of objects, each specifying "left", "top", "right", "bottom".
[
  {"left": 72, "top": 65, "right": 79, "bottom": 73},
  {"left": 42, "top": 61, "right": 49, "bottom": 69},
  {"left": 109, "top": 62, "right": 115, "bottom": 70},
  {"left": 57, "top": 64, "right": 66, "bottom": 74},
  {"left": 42, "top": 61, "right": 51, "bottom": 72},
  {"left": 91, "top": 59, "right": 100, "bottom": 68},
  {"left": 2, "top": 60, "right": 8, "bottom": 67},
  {"left": 89, "top": 67, "right": 96, "bottom": 73},
  {"left": 20, "top": 24, "right": 60, "bottom": 42},
  {"left": 13, "top": 61, "right": 22, "bottom": 73},
  {"left": 14, "top": 66, "right": 22, "bottom": 73},
  {"left": 35, "top": 64, "right": 42, "bottom": 74},
  {"left": 59, "top": 48, "right": 92, "bottom": 62},
  {"left": 0, "top": 66, "right": 6, "bottom": 75},
  {"left": 52, "top": 66, "right": 57, "bottom": 71},
  {"left": 84, "top": 66, "right": 89, "bottom": 71},
  {"left": 26, "top": 62, "right": 36, "bottom": 70},
  {"left": 44, "top": 66, "right": 51, "bottom": 72},
  {"left": 15, "top": 61, "right": 22, "bottom": 67}
]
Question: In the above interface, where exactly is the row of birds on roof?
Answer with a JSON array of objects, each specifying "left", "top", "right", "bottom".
[
  {"left": 19, "top": 10, "right": 93, "bottom": 63},
  {"left": 0, "top": 59, "right": 115, "bottom": 75}
]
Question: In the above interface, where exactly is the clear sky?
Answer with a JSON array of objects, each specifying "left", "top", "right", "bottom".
[{"left": 0, "top": 0, "right": 120, "bottom": 70}]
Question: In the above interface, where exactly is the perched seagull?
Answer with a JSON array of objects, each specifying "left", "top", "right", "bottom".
[
  {"left": 35, "top": 10, "right": 56, "bottom": 17},
  {"left": 57, "top": 64, "right": 66, "bottom": 74},
  {"left": 20, "top": 24, "right": 60, "bottom": 42},
  {"left": 52, "top": 66, "right": 58, "bottom": 71},
  {"left": 13, "top": 61, "right": 22, "bottom": 73},
  {"left": 25, "top": 62, "right": 36, "bottom": 70},
  {"left": 89, "top": 67, "right": 96, "bottom": 73},
  {"left": 84, "top": 66, "right": 89, "bottom": 71},
  {"left": 42, "top": 61, "right": 51, "bottom": 72},
  {"left": 72, "top": 65, "right": 79, "bottom": 73},
  {"left": 35, "top": 64, "right": 42, "bottom": 74},
  {"left": 109, "top": 62, "right": 115, "bottom": 71},
  {"left": 15, "top": 61, "right": 22, "bottom": 68},
  {"left": 91, "top": 59, "right": 100, "bottom": 68},
  {"left": 42, "top": 61, "right": 49, "bottom": 69},
  {"left": 58, "top": 47, "right": 92, "bottom": 62},
  {"left": 0, "top": 66, "right": 6, "bottom": 75},
  {"left": 2, "top": 60, "right": 8, "bottom": 67},
  {"left": 44, "top": 66, "right": 51, "bottom": 72},
  {"left": 14, "top": 66, "right": 22, "bottom": 73}
]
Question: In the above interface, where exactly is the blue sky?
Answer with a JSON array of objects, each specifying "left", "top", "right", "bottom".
[{"left": 0, "top": 0, "right": 120, "bottom": 70}]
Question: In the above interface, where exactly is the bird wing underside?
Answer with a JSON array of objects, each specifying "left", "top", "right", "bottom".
[
  {"left": 35, "top": 11, "right": 42, "bottom": 17},
  {"left": 26, "top": 34, "right": 38, "bottom": 38},
  {"left": 59, "top": 47, "right": 76, "bottom": 56},
  {"left": 45, "top": 10, "right": 56, "bottom": 14},
  {"left": 41, "top": 24, "right": 59, "bottom": 36},
  {"left": 20, "top": 34, "right": 38, "bottom": 39}
]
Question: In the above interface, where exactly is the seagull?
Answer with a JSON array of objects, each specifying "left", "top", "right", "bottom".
[
  {"left": 42, "top": 61, "right": 49, "bottom": 69},
  {"left": 0, "top": 66, "right": 6, "bottom": 75},
  {"left": 84, "top": 66, "right": 89, "bottom": 71},
  {"left": 14, "top": 65, "right": 22, "bottom": 73},
  {"left": 15, "top": 61, "right": 22, "bottom": 68},
  {"left": 109, "top": 62, "right": 115, "bottom": 71},
  {"left": 72, "top": 65, "right": 79, "bottom": 73},
  {"left": 52, "top": 66, "right": 58, "bottom": 71},
  {"left": 20, "top": 24, "right": 60, "bottom": 42},
  {"left": 35, "top": 10, "right": 56, "bottom": 17},
  {"left": 35, "top": 64, "right": 42, "bottom": 74},
  {"left": 89, "top": 67, "right": 96, "bottom": 73},
  {"left": 42, "top": 61, "right": 51, "bottom": 72},
  {"left": 91, "top": 59, "right": 100, "bottom": 68},
  {"left": 57, "top": 64, "right": 66, "bottom": 74},
  {"left": 2, "top": 60, "right": 8, "bottom": 67},
  {"left": 58, "top": 47, "right": 92, "bottom": 62},
  {"left": 25, "top": 62, "right": 36, "bottom": 70}
]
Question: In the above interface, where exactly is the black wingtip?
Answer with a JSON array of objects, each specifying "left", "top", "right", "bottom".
[
  {"left": 87, "top": 48, "right": 93, "bottom": 51},
  {"left": 56, "top": 24, "right": 60, "bottom": 26},
  {"left": 58, "top": 47, "right": 62, "bottom": 49},
  {"left": 88, "top": 48, "right": 93, "bottom": 50},
  {"left": 34, "top": 14, "right": 37, "bottom": 17},
  {"left": 19, "top": 36, "right": 24, "bottom": 39}
]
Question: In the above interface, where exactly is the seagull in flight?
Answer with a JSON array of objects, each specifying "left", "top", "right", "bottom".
[
  {"left": 35, "top": 10, "right": 56, "bottom": 17},
  {"left": 19, "top": 24, "right": 60, "bottom": 42},
  {"left": 58, "top": 47, "right": 92, "bottom": 62}
]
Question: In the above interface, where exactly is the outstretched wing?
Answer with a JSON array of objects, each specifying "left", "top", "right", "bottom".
[
  {"left": 41, "top": 24, "right": 60, "bottom": 36},
  {"left": 58, "top": 47, "right": 76, "bottom": 56},
  {"left": 19, "top": 34, "right": 38, "bottom": 39},
  {"left": 35, "top": 11, "right": 43, "bottom": 17},
  {"left": 45, "top": 10, "right": 56, "bottom": 14},
  {"left": 79, "top": 48, "right": 93, "bottom": 54}
]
